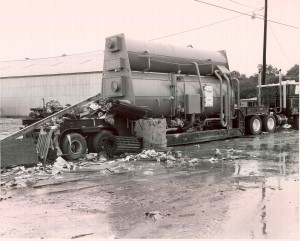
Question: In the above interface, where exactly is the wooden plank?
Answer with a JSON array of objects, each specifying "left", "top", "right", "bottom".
[
  {"left": 1, "top": 138, "right": 38, "bottom": 168},
  {"left": 1, "top": 93, "right": 101, "bottom": 142}
]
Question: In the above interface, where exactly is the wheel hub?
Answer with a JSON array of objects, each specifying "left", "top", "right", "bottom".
[
  {"left": 70, "top": 140, "right": 81, "bottom": 154},
  {"left": 267, "top": 118, "right": 275, "bottom": 130},
  {"left": 253, "top": 119, "right": 261, "bottom": 131}
]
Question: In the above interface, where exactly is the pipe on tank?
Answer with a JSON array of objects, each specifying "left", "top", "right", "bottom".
[
  {"left": 170, "top": 74, "right": 177, "bottom": 117},
  {"left": 231, "top": 77, "right": 240, "bottom": 109},
  {"left": 214, "top": 70, "right": 227, "bottom": 127},
  {"left": 144, "top": 56, "right": 151, "bottom": 72},
  {"left": 223, "top": 74, "right": 232, "bottom": 128},
  {"left": 192, "top": 62, "right": 205, "bottom": 113}
]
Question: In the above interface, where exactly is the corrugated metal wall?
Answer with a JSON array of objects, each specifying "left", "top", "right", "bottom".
[{"left": 0, "top": 72, "right": 102, "bottom": 116}]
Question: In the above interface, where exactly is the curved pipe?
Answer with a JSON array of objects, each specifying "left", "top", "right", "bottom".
[
  {"left": 192, "top": 62, "right": 205, "bottom": 113},
  {"left": 223, "top": 74, "right": 232, "bottom": 127},
  {"left": 214, "top": 70, "right": 227, "bottom": 127},
  {"left": 231, "top": 77, "right": 240, "bottom": 109},
  {"left": 143, "top": 57, "right": 151, "bottom": 72},
  {"left": 276, "top": 70, "right": 283, "bottom": 113}
]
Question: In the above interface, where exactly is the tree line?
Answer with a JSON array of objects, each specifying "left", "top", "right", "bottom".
[{"left": 231, "top": 64, "right": 299, "bottom": 99}]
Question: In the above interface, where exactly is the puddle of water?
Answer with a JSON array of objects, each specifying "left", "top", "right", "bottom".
[{"left": 219, "top": 176, "right": 299, "bottom": 239}]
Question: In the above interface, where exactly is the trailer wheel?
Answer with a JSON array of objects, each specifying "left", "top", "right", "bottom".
[
  {"left": 60, "top": 133, "right": 87, "bottom": 160},
  {"left": 92, "top": 130, "right": 114, "bottom": 153},
  {"left": 292, "top": 115, "right": 299, "bottom": 130},
  {"left": 262, "top": 115, "right": 276, "bottom": 133},
  {"left": 247, "top": 115, "right": 262, "bottom": 135}
]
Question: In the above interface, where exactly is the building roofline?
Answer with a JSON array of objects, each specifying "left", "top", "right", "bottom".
[{"left": 0, "top": 70, "right": 102, "bottom": 79}]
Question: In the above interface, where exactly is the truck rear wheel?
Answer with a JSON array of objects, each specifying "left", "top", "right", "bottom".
[
  {"left": 92, "top": 130, "right": 114, "bottom": 153},
  {"left": 60, "top": 133, "right": 87, "bottom": 160},
  {"left": 292, "top": 115, "right": 299, "bottom": 130},
  {"left": 247, "top": 115, "right": 262, "bottom": 135},
  {"left": 262, "top": 114, "right": 276, "bottom": 133}
]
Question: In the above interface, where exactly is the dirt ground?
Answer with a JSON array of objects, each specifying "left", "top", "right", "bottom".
[{"left": 0, "top": 118, "right": 299, "bottom": 239}]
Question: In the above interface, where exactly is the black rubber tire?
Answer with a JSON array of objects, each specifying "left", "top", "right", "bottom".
[
  {"left": 29, "top": 112, "right": 37, "bottom": 119},
  {"left": 292, "top": 115, "right": 299, "bottom": 130},
  {"left": 262, "top": 114, "right": 276, "bottom": 133},
  {"left": 60, "top": 133, "right": 87, "bottom": 160},
  {"left": 246, "top": 115, "right": 262, "bottom": 135},
  {"left": 92, "top": 130, "right": 114, "bottom": 153}
]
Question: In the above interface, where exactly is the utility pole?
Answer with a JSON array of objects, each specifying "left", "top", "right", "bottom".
[{"left": 262, "top": 0, "right": 268, "bottom": 85}]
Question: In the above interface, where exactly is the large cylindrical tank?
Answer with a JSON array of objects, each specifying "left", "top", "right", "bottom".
[
  {"left": 132, "top": 72, "right": 234, "bottom": 118},
  {"left": 125, "top": 39, "right": 229, "bottom": 76},
  {"left": 103, "top": 34, "right": 234, "bottom": 118}
]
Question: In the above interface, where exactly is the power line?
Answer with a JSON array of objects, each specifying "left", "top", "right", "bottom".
[
  {"left": 150, "top": 14, "right": 243, "bottom": 41},
  {"left": 269, "top": 23, "right": 291, "bottom": 65},
  {"left": 224, "top": 0, "right": 264, "bottom": 17},
  {"left": 194, "top": 0, "right": 299, "bottom": 29},
  {"left": 150, "top": 7, "right": 263, "bottom": 41},
  {"left": 225, "top": 0, "right": 258, "bottom": 10}
]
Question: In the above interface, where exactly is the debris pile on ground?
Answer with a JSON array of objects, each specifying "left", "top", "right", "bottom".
[
  {"left": 113, "top": 148, "right": 243, "bottom": 168},
  {"left": 1, "top": 147, "right": 245, "bottom": 190},
  {"left": 0, "top": 157, "right": 79, "bottom": 190}
]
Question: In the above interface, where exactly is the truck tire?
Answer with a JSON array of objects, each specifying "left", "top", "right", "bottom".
[
  {"left": 92, "top": 130, "right": 114, "bottom": 153},
  {"left": 247, "top": 115, "right": 262, "bottom": 135},
  {"left": 262, "top": 114, "right": 276, "bottom": 133},
  {"left": 60, "top": 133, "right": 87, "bottom": 160},
  {"left": 292, "top": 115, "right": 299, "bottom": 130},
  {"left": 29, "top": 112, "right": 37, "bottom": 119}
]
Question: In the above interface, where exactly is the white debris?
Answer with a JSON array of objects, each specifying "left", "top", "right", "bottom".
[
  {"left": 145, "top": 211, "right": 170, "bottom": 221},
  {"left": 215, "top": 149, "right": 221, "bottom": 155},
  {"left": 143, "top": 170, "right": 154, "bottom": 175},
  {"left": 53, "top": 156, "right": 77, "bottom": 171},
  {"left": 282, "top": 124, "right": 292, "bottom": 129}
]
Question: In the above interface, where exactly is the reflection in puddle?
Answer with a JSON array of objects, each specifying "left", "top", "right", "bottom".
[
  {"left": 261, "top": 180, "right": 267, "bottom": 236},
  {"left": 221, "top": 176, "right": 299, "bottom": 239}
]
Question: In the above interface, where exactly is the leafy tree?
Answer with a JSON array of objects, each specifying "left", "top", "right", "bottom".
[
  {"left": 285, "top": 64, "right": 299, "bottom": 81},
  {"left": 258, "top": 64, "right": 280, "bottom": 84},
  {"left": 231, "top": 70, "right": 246, "bottom": 79},
  {"left": 231, "top": 64, "right": 298, "bottom": 99},
  {"left": 231, "top": 70, "right": 257, "bottom": 99}
]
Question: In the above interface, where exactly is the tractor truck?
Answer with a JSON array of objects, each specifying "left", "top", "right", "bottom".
[{"left": 18, "top": 33, "right": 299, "bottom": 161}]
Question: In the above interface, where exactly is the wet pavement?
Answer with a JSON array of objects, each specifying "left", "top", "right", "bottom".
[{"left": 0, "top": 119, "right": 299, "bottom": 239}]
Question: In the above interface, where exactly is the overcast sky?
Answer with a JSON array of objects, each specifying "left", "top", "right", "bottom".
[{"left": 0, "top": 0, "right": 299, "bottom": 76}]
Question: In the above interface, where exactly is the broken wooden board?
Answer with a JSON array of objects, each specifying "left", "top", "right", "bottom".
[{"left": 1, "top": 138, "right": 38, "bottom": 168}]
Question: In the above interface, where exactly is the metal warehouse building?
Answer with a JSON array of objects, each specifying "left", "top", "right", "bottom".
[{"left": 0, "top": 52, "right": 104, "bottom": 116}]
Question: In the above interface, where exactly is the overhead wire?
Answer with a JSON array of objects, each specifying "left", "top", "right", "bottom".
[
  {"left": 150, "top": 8, "right": 263, "bottom": 41},
  {"left": 194, "top": 0, "right": 299, "bottom": 29},
  {"left": 268, "top": 23, "right": 291, "bottom": 65},
  {"left": 224, "top": 0, "right": 258, "bottom": 10}
]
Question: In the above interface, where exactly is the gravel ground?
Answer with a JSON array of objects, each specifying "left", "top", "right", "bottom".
[{"left": 0, "top": 118, "right": 299, "bottom": 239}]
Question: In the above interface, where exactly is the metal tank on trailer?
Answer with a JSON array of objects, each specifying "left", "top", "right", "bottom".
[{"left": 102, "top": 33, "right": 239, "bottom": 131}]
